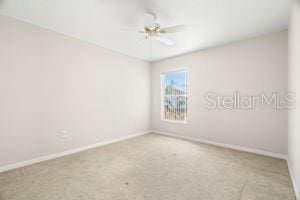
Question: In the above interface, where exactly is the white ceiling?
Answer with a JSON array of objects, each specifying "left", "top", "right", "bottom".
[{"left": 0, "top": 0, "right": 291, "bottom": 61}]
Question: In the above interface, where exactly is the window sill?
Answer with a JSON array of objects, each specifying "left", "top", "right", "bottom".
[{"left": 161, "top": 119, "right": 187, "bottom": 124}]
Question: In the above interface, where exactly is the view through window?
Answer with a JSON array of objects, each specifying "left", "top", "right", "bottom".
[{"left": 161, "top": 70, "right": 187, "bottom": 122}]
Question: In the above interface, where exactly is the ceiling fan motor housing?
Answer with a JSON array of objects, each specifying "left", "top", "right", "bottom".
[{"left": 145, "top": 23, "right": 162, "bottom": 36}]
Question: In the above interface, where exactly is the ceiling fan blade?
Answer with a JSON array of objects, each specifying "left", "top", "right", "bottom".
[
  {"left": 156, "top": 34, "right": 175, "bottom": 46},
  {"left": 161, "top": 24, "right": 187, "bottom": 33},
  {"left": 137, "top": 35, "right": 149, "bottom": 44},
  {"left": 144, "top": 11, "right": 157, "bottom": 26},
  {"left": 120, "top": 28, "right": 145, "bottom": 34}
]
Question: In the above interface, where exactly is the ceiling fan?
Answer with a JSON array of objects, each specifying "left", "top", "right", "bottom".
[{"left": 138, "top": 12, "right": 188, "bottom": 46}]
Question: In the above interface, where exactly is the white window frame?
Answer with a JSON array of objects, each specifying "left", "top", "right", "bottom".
[{"left": 161, "top": 69, "right": 187, "bottom": 124}]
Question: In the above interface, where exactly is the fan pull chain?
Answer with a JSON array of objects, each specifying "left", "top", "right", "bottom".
[{"left": 149, "top": 34, "right": 152, "bottom": 61}]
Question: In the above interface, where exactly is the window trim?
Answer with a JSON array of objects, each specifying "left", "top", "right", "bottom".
[{"left": 160, "top": 69, "right": 187, "bottom": 124}]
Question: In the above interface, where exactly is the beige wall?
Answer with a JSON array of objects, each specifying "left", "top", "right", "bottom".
[
  {"left": 0, "top": 15, "right": 151, "bottom": 168},
  {"left": 152, "top": 31, "right": 288, "bottom": 155},
  {"left": 288, "top": 0, "right": 300, "bottom": 198}
]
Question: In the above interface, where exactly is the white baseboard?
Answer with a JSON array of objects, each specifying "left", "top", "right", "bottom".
[
  {"left": 287, "top": 160, "right": 300, "bottom": 200},
  {"left": 0, "top": 130, "right": 151, "bottom": 173},
  {"left": 152, "top": 130, "right": 287, "bottom": 159}
]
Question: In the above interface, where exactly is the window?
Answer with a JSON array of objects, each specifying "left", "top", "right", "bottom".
[{"left": 161, "top": 70, "right": 187, "bottom": 123}]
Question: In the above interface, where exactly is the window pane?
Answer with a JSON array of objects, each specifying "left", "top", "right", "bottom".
[
  {"left": 164, "top": 96, "right": 187, "bottom": 121},
  {"left": 164, "top": 71, "right": 187, "bottom": 95}
]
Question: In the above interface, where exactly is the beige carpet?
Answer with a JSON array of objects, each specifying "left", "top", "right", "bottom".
[{"left": 0, "top": 133, "right": 296, "bottom": 200}]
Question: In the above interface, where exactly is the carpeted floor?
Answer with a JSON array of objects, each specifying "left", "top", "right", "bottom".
[{"left": 0, "top": 133, "right": 296, "bottom": 200}]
